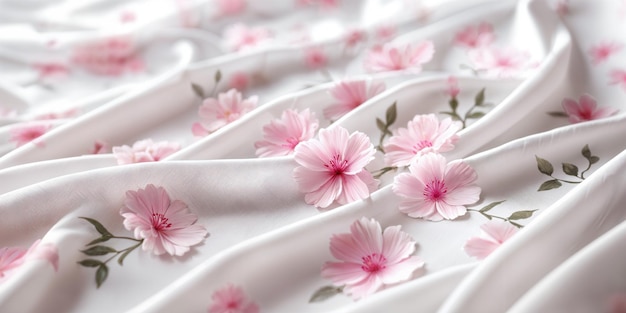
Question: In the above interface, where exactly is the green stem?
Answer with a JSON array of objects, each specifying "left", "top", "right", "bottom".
[
  {"left": 580, "top": 161, "right": 593, "bottom": 180},
  {"left": 102, "top": 240, "right": 143, "bottom": 265},
  {"left": 372, "top": 166, "right": 397, "bottom": 179},
  {"left": 550, "top": 175, "right": 582, "bottom": 184}
]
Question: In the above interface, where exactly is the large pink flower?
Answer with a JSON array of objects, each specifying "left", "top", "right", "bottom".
[
  {"left": 469, "top": 46, "right": 532, "bottom": 78},
  {"left": 293, "top": 126, "right": 377, "bottom": 208},
  {"left": 454, "top": 23, "right": 495, "bottom": 49},
  {"left": 324, "top": 80, "right": 386, "bottom": 121},
  {"left": 561, "top": 94, "right": 617, "bottom": 124},
  {"left": 71, "top": 37, "right": 144, "bottom": 76},
  {"left": 392, "top": 153, "right": 481, "bottom": 221},
  {"left": 464, "top": 220, "right": 518, "bottom": 259},
  {"left": 589, "top": 42, "right": 622, "bottom": 65},
  {"left": 208, "top": 284, "right": 259, "bottom": 313},
  {"left": 223, "top": 23, "right": 271, "bottom": 52},
  {"left": 120, "top": 184, "right": 208, "bottom": 256},
  {"left": 610, "top": 69, "right": 626, "bottom": 90},
  {"left": 112, "top": 139, "right": 181, "bottom": 165},
  {"left": 321, "top": 217, "right": 424, "bottom": 300},
  {"left": 383, "top": 114, "right": 462, "bottom": 167},
  {"left": 254, "top": 108, "right": 319, "bottom": 157},
  {"left": 194, "top": 89, "right": 258, "bottom": 135},
  {"left": 0, "top": 239, "right": 58, "bottom": 281},
  {"left": 9, "top": 123, "right": 53, "bottom": 147},
  {"left": 364, "top": 41, "right": 434, "bottom": 73}
]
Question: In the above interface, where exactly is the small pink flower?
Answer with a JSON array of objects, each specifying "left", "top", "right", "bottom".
[
  {"left": 33, "top": 63, "right": 69, "bottom": 79},
  {"left": 589, "top": 42, "right": 622, "bottom": 65},
  {"left": 304, "top": 47, "right": 328, "bottom": 69},
  {"left": 375, "top": 25, "right": 396, "bottom": 42},
  {"left": 120, "top": 184, "right": 208, "bottom": 256},
  {"left": 208, "top": 284, "right": 259, "bottom": 313},
  {"left": 217, "top": 0, "right": 247, "bottom": 16},
  {"left": 196, "top": 89, "right": 258, "bottom": 134},
  {"left": 229, "top": 72, "right": 249, "bottom": 90},
  {"left": 223, "top": 24, "right": 271, "bottom": 52},
  {"left": 344, "top": 28, "right": 366, "bottom": 48},
  {"left": 383, "top": 114, "right": 462, "bottom": 167},
  {"left": 446, "top": 76, "right": 460, "bottom": 98},
  {"left": 561, "top": 94, "right": 618, "bottom": 123},
  {"left": 363, "top": 41, "right": 435, "bottom": 73},
  {"left": 112, "top": 139, "right": 181, "bottom": 165},
  {"left": 464, "top": 220, "right": 518, "bottom": 259},
  {"left": 254, "top": 108, "right": 319, "bottom": 157},
  {"left": 72, "top": 37, "right": 144, "bottom": 76},
  {"left": 293, "top": 126, "right": 377, "bottom": 209},
  {"left": 9, "top": 123, "right": 53, "bottom": 147},
  {"left": 0, "top": 239, "right": 58, "bottom": 281},
  {"left": 610, "top": 69, "right": 626, "bottom": 90},
  {"left": 321, "top": 217, "right": 424, "bottom": 300},
  {"left": 469, "top": 46, "right": 532, "bottom": 78},
  {"left": 324, "top": 80, "right": 386, "bottom": 121},
  {"left": 454, "top": 23, "right": 495, "bottom": 49},
  {"left": 392, "top": 153, "right": 481, "bottom": 221},
  {"left": 91, "top": 140, "right": 110, "bottom": 154}
]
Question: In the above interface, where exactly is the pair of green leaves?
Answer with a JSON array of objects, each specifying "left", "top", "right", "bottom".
[
  {"left": 191, "top": 70, "right": 222, "bottom": 99},
  {"left": 476, "top": 201, "right": 536, "bottom": 228},
  {"left": 535, "top": 144, "right": 599, "bottom": 191},
  {"left": 440, "top": 88, "right": 488, "bottom": 128},
  {"left": 375, "top": 102, "right": 397, "bottom": 153}
]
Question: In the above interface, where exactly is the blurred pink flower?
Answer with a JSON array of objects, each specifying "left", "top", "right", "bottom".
[
  {"left": 33, "top": 63, "right": 69, "bottom": 79},
  {"left": 589, "top": 42, "right": 622, "bottom": 65},
  {"left": 293, "top": 126, "right": 377, "bottom": 208},
  {"left": 364, "top": 41, "right": 434, "bottom": 73},
  {"left": 209, "top": 284, "right": 259, "bottom": 313},
  {"left": 561, "top": 94, "right": 617, "bottom": 123},
  {"left": 392, "top": 153, "right": 481, "bottom": 221},
  {"left": 324, "top": 80, "right": 386, "bottom": 120},
  {"left": 91, "top": 140, "right": 110, "bottom": 154},
  {"left": 384, "top": 114, "right": 462, "bottom": 167},
  {"left": 321, "top": 217, "right": 424, "bottom": 300},
  {"left": 469, "top": 46, "right": 532, "bottom": 78},
  {"left": 464, "top": 220, "right": 518, "bottom": 259},
  {"left": 224, "top": 23, "right": 271, "bottom": 51},
  {"left": 454, "top": 23, "right": 495, "bottom": 48},
  {"left": 9, "top": 123, "right": 52, "bottom": 147},
  {"left": 72, "top": 37, "right": 144, "bottom": 76},
  {"left": 112, "top": 139, "right": 181, "bottom": 164},
  {"left": 229, "top": 72, "right": 249, "bottom": 90},
  {"left": 375, "top": 24, "right": 396, "bottom": 42},
  {"left": 304, "top": 47, "right": 328, "bottom": 69},
  {"left": 344, "top": 28, "right": 366, "bottom": 48},
  {"left": 217, "top": 0, "right": 247, "bottom": 16},
  {"left": 610, "top": 69, "right": 626, "bottom": 90},
  {"left": 195, "top": 89, "right": 258, "bottom": 135},
  {"left": 0, "top": 239, "right": 58, "bottom": 281},
  {"left": 120, "top": 184, "right": 208, "bottom": 256},
  {"left": 446, "top": 76, "right": 460, "bottom": 98},
  {"left": 255, "top": 108, "right": 319, "bottom": 157}
]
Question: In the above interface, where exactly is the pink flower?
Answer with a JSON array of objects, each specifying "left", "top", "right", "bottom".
[
  {"left": 229, "top": 72, "right": 249, "bottom": 90},
  {"left": 469, "top": 46, "right": 532, "bottom": 78},
  {"left": 304, "top": 47, "right": 328, "bottom": 69},
  {"left": 321, "top": 217, "right": 424, "bottom": 300},
  {"left": 0, "top": 239, "right": 58, "bottom": 281},
  {"left": 112, "top": 139, "right": 181, "bottom": 165},
  {"left": 33, "top": 63, "right": 69, "bottom": 79},
  {"left": 383, "top": 114, "right": 462, "bottom": 167},
  {"left": 217, "top": 0, "right": 246, "bottom": 16},
  {"left": 208, "top": 284, "right": 259, "bottom": 313},
  {"left": 589, "top": 42, "right": 622, "bottom": 65},
  {"left": 324, "top": 80, "right": 386, "bottom": 121},
  {"left": 120, "top": 184, "right": 208, "bottom": 256},
  {"left": 195, "top": 89, "right": 258, "bottom": 135},
  {"left": 72, "top": 37, "right": 144, "bottom": 76},
  {"left": 464, "top": 220, "right": 518, "bottom": 259},
  {"left": 293, "top": 126, "right": 377, "bottom": 208},
  {"left": 363, "top": 41, "right": 435, "bottom": 73},
  {"left": 9, "top": 123, "right": 52, "bottom": 147},
  {"left": 254, "top": 109, "right": 319, "bottom": 157},
  {"left": 223, "top": 24, "right": 271, "bottom": 52},
  {"left": 392, "top": 153, "right": 481, "bottom": 221},
  {"left": 375, "top": 25, "right": 396, "bottom": 42},
  {"left": 561, "top": 94, "right": 618, "bottom": 123},
  {"left": 344, "top": 28, "right": 366, "bottom": 48},
  {"left": 91, "top": 140, "right": 110, "bottom": 154},
  {"left": 610, "top": 69, "right": 626, "bottom": 90},
  {"left": 446, "top": 76, "right": 460, "bottom": 98},
  {"left": 454, "top": 23, "right": 495, "bottom": 49}
]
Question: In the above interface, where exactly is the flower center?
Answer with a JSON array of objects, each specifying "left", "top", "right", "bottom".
[
  {"left": 324, "top": 153, "right": 348, "bottom": 175},
  {"left": 412, "top": 140, "right": 433, "bottom": 153},
  {"left": 151, "top": 213, "right": 172, "bottom": 230},
  {"left": 424, "top": 179, "right": 447, "bottom": 201},
  {"left": 283, "top": 137, "right": 301, "bottom": 150},
  {"left": 226, "top": 301, "right": 240, "bottom": 309},
  {"left": 361, "top": 253, "right": 387, "bottom": 273}
]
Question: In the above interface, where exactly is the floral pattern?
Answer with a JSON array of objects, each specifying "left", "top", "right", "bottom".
[
  {"left": 193, "top": 88, "right": 258, "bottom": 136},
  {"left": 324, "top": 80, "right": 386, "bottom": 121},
  {"left": 9, "top": 123, "right": 53, "bottom": 147},
  {"left": 464, "top": 220, "right": 518, "bottom": 259},
  {"left": 112, "top": 139, "right": 181, "bottom": 164},
  {"left": 363, "top": 41, "right": 434, "bottom": 73},
  {"left": 0, "top": 240, "right": 58, "bottom": 281},
  {"left": 255, "top": 108, "right": 319, "bottom": 157},
  {"left": 209, "top": 284, "right": 260, "bottom": 313},
  {"left": 561, "top": 94, "right": 618, "bottom": 123}
]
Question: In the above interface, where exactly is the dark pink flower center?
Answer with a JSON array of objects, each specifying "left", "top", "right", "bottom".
[
  {"left": 424, "top": 179, "right": 447, "bottom": 201},
  {"left": 283, "top": 137, "right": 301, "bottom": 150},
  {"left": 226, "top": 301, "right": 240, "bottom": 309},
  {"left": 361, "top": 253, "right": 387, "bottom": 273},
  {"left": 151, "top": 213, "right": 172, "bottom": 231},
  {"left": 325, "top": 153, "right": 349, "bottom": 175},
  {"left": 578, "top": 108, "right": 593, "bottom": 120},
  {"left": 412, "top": 140, "right": 433, "bottom": 153}
]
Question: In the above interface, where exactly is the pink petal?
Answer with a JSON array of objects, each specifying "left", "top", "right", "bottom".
[
  {"left": 464, "top": 237, "right": 499, "bottom": 259},
  {"left": 435, "top": 202, "right": 467, "bottom": 220},
  {"left": 321, "top": 261, "right": 368, "bottom": 285},
  {"left": 329, "top": 233, "right": 363, "bottom": 263},
  {"left": 343, "top": 274, "right": 383, "bottom": 300},
  {"left": 350, "top": 217, "right": 383, "bottom": 258},
  {"left": 303, "top": 175, "right": 343, "bottom": 208},
  {"left": 481, "top": 220, "right": 518, "bottom": 243},
  {"left": 379, "top": 255, "right": 424, "bottom": 285},
  {"left": 381, "top": 225, "right": 416, "bottom": 262}
]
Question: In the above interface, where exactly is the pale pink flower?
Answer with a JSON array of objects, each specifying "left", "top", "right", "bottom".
[
  {"left": 120, "top": 184, "right": 208, "bottom": 256},
  {"left": 610, "top": 69, "right": 626, "bottom": 90},
  {"left": 217, "top": 0, "right": 247, "bottom": 16},
  {"left": 324, "top": 80, "right": 386, "bottom": 121},
  {"left": 321, "top": 217, "right": 424, "bottom": 300},
  {"left": 446, "top": 76, "right": 460, "bottom": 98},
  {"left": 72, "top": 37, "right": 144, "bottom": 76},
  {"left": 375, "top": 25, "right": 396, "bottom": 42},
  {"left": 304, "top": 47, "right": 328, "bottom": 69},
  {"left": 589, "top": 42, "right": 622, "bottom": 65},
  {"left": 224, "top": 23, "right": 271, "bottom": 52},
  {"left": 454, "top": 23, "right": 495, "bottom": 49},
  {"left": 195, "top": 89, "right": 258, "bottom": 134},
  {"left": 91, "top": 140, "right": 110, "bottom": 154},
  {"left": 255, "top": 108, "right": 319, "bottom": 157},
  {"left": 229, "top": 72, "right": 249, "bottom": 90},
  {"left": 293, "top": 126, "right": 377, "bottom": 209},
  {"left": 209, "top": 284, "right": 259, "bottom": 313},
  {"left": 9, "top": 123, "right": 52, "bottom": 147},
  {"left": 383, "top": 114, "right": 462, "bottom": 167},
  {"left": 464, "top": 220, "right": 518, "bottom": 259},
  {"left": 392, "top": 153, "right": 481, "bottom": 221},
  {"left": 33, "top": 63, "right": 69, "bottom": 79},
  {"left": 469, "top": 46, "right": 532, "bottom": 78},
  {"left": 0, "top": 239, "right": 58, "bottom": 281},
  {"left": 561, "top": 94, "right": 618, "bottom": 123},
  {"left": 344, "top": 28, "right": 366, "bottom": 48},
  {"left": 363, "top": 41, "right": 435, "bottom": 73},
  {"left": 112, "top": 139, "right": 181, "bottom": 165}
]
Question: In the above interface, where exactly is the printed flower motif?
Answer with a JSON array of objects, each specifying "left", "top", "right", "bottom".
[
  {"left": 589, "top": 42, "right": 622, "bottom": 65},
  {"left": 304, "top": 47, "right": 328, "bottom": 69},
  {"left": 217, "top": 0, "right": 247, "bottom": 16},
  {"left": 610, "top": 69, "right": 626, "bottom": 90},
  {"left": 464, "top": 220, "right": 518, "bottom": 259},
  {"left": 446, "top": 76, "right": 460, "bottom": 98},
  {"left": 223, "top": 24, "right": 271, "bottom": 52},
  {"left": 9, "top": 123, "right": 53, "bottom": 147},
  {"left": 72, "top": 37, "right": 144, "bottom": 76},
  {"left": 0, "top": 240, "right": 58, "bottom": 281},
  {"left": 120, "top": 184, "right": 208, "bottom": 256},
  {"left": 193, "top": 89, "right": 258, "bottom": 136},
  {"left": 454, "top": 23, "right": 495, "bottom": 49},
  {"left": 383, "top": 114, "right": 462, "bottom": 167},
  {"left": 33, "top": 63, "right": 70, "bottom": 79},
  {"left": 375, "top": 25, "right": 396, "bottom": 42},
  {"left": 321, "top": 217, "right": 424, "bottom": 300},
  {"left": 392, "top": 153, "right": 481, "bottom": 221},
  {"left": 324, "top": 80, "right": 386, "bottom": 121},
  {"left": 344, "top": 28, "right": 366, "bottom": 48},
  {"left": 293, "top": 126, "right": 377, "bottom": 208},
  {"left": 468, "top": 46, "right": 532, "bottom": 78},
  {"left": 561, "top": 94, "right": 618, "bottom": 123},
  {"left": 229, "top": 72, "right": 249, "bottom": 90},
  {"left": 364, "top": 41, "right": 434, "bottom": 73},
  {"left": 91, "top": 140, "right": 110, "bottom": 154},
  {"left": 255, "top": 108, "right": 319, "bottom": 157},
  {"left": 112, "top": 139, "right": 181, "bottom": 164},
  {"left": 209, "top": 284, "right": 260, "bottom": 313}
]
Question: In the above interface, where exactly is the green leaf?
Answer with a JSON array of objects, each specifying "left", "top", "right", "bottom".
[
  {"left": 509, "top": 221, "right": 523, "bottom": 228},
  {"left": 467, "top": 111, "right": 485, "bottom": 119},
  {"left": 508, "top": 210, "right": 537, "bottom": 220},
  {"left": 535, "top": 156, "right": 554, "bottom": 176},
  {"left": 87, "top": 236, "right": 112, "bottom": 246},
  {"left": 96, "top": 265, "right": 109, "bottom": 288},
  {"left": 385, "top": 102, "right": 397, "bottom": 126},
  {"left": 449, "top": 98, "right": 458, "bottom": 111},
  {"left": 581, "top": 144, "right": 591, "bottom": 159},
  {"left": 547, "top": 111, "right": 568, "bottom": 117},
  {"left": 117, "top": 249, "right": 134, "bottom": 266},
  {"left": 309, "top": 285, "right": 344, "bottom": 303},
  {"left": 79, "top": 217, "right": 113, "bottom": 237},
  {"left": 562, "top": 163, "right": 578, "bottom": 176},
  {"left": 376, "top": 118, "right": 386, "bottom": 133},
  {"left": 479, "top": 200, "right": 506, "bottom": 213},
  {"left": 82, "top": 245, "right": 117, "bottom": 256},
  {"left": 78, "top": 259, "right": 103, "bottom": 268},
  {"left": 214, "top": 70, "right": 222, "bottom": 83},
  {"left": 538, "top": 179, "right": 561, "bottom": 191},
  {"left": 474, "top": 88, "right": 485, "bottom": 106},
  {"left": 589, "top": 156, "right": 599, "bottom": 164},
  {"left": 191, "top": 83, "right": 205, "bottom": 99}
]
